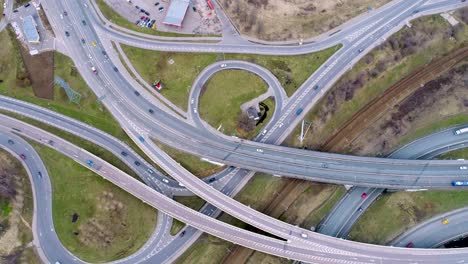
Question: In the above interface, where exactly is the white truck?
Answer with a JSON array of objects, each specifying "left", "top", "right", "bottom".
[{"left": 454, "top": 127, "right": 468, "bottom": 135}]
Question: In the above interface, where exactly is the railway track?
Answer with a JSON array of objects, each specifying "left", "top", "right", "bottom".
[{"left": 320, "top": 46, "right": 468, "bottom": 153}]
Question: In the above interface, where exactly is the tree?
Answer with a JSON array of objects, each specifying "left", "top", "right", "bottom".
[{"left": 237, "top": 113, "right": 255, "bottom": 133}]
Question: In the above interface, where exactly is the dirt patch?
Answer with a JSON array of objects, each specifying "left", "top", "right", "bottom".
[
  {"left": 350, "top": 62, "right": 468, "bottom": 156},
  {"left": 220, "top": 0, "right": 390, "bottom": 41},
  {"left": 17, "top": 43, "right": 54, "bottom": 99},
  {"left": 77, "top": 191, "right": 126, "bottom": 250},
  {"left": 37, "top": 5, "right": 55, "bottom": 37}
]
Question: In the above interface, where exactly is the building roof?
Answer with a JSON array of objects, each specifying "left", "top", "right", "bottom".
[
  {"left": 23, "top": 16, "right": 40, "bottom": 42},
  {"left": 163, "top": 0, "right": 190, "bottom": 27}
]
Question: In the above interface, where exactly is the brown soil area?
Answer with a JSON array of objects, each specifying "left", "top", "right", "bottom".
[
  {"left": 219, "top": 0, "right": 390, "bottom": 41},
  {"left": 320, "top": 46, "right": 468, "bottom": 154},
  {"left": 17, "top": 44, "right": 54, "bottom": 99},
  {"left": 350, "top": 61, "right": 468, "bottom": 156}
]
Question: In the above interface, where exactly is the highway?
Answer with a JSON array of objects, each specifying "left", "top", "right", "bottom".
[
  {"left": 1, "top": 0, "right": 468, "bottom": 263},
  {"left": 318, "top": 125, "right": 468, "bottom": 238},
  {"left": 391, "top": 207, "right": 468, "bottom": 249}
]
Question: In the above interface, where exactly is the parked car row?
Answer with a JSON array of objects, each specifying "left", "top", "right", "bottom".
[{"left": 136, "top": 16, "right": 156, "bottom": 29}]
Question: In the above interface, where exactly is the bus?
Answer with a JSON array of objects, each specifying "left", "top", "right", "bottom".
[
  {"left": 454, "top": 127, "right": 468, "bottom": 135},
  {"left": 452, "top": 181, "right": 468, "bottom": 186}
]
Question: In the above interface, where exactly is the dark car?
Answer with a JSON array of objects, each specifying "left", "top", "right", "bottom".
[
  {"left": 135, "top": 5, "right": 140, "bottom": 9},
  {"left": 113, "top": 67, "right": 119, "bottom": 72},
  {"left": 134, "top": 161, "right": 141, "bottom": 166},
  {"left": 134, "top": 91, "right": 140, "bottom": 96},
  {"left": 144, "top": 11, "right": 150, "bottom": 16},
  {"left": 140, "top": 8, "right": 145, "bottom": 13},
  {"left": 192, "top": 6, "right": 196, "bottom": 12},
  {"left": 180, "top": 231, "right": 186, "bottom": 237},
  {"left": 24, "top": 3, "right": 31, "bottom": 8},
  {"left": 81, "top": 38, "right": 85, "bottom": 44},
  {"left": 38, "top": 171, "right": 42, "bottom": 178},
  {"left": 135, "top": 20, "right": 140, "bottom": 25},
  {"left": 158, "top": 7, "right": 164, "bottom": 12},
  {"left": 149, "top": 109, "right": 154, "bottom": 114},
  {"left": 155, "top": 2, "right": 160, "bottom": 6},
  {"left": 361, "top": 192, "right": 367, "bottom": 199},
  {"left": 82, "top": 20, "right": 87, "bottom": 25},
  {"left": 121, "top": 151, "right": 128, "bottom": 156},
  {"left": 63, "top": 11, "right": 68, "bottom": 16},
  {"left": 7, "top": 139, "right": 14, "bottom": 144},
  {"left": 13, "top": 9, "right": 18, "bottom": 13},
  {"left": 313, "top": 85, "right": 319, "bottom": 90},
  {"left": 65, "top": 31, "right": 70, "bottom": 37},
  {"left": 19, "top": 154, "right": 26, "bottom": 160},
  {"left": 406, "top": 242, "right": 414, "bottom": 248},
  {"left": 358, "top": 207, "right": 363, "bottom": 212},
  {"left": 209, "top": 178, "right": 215, "bottom": 183},
  {"left": 102, "top": 50, "right": 107, "bottom": 56}
]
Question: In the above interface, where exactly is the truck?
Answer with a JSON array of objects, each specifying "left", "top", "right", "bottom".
[
  {"left": 454, "top": 127, "right": 468, "bottom": 135},
  {"left": 91, "top": 66, "right": 97, "bottom": 74},
  {"left": 452, "top": 181, "right": 468, "bottom": 186},
  {"left": 296, "top": 108, "right": 303, "bottom": 115}
]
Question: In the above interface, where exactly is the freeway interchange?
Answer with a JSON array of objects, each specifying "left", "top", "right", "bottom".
[{"left": 1, "top": 0, "right": 468, "bottom": 263}]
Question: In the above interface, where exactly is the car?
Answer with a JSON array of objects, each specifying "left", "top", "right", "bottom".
[
  {"left": 13, "top": 9, "right": 18, "bottom": 13},
  {"left": 134, "top": 161, "right": 141, "bottom": 166},
  {"left": 192, "top": 6, "right": 197, "bottom": 12},
  {"left": 279, "top": 123, "right": 283, "bottom": 128},
  {"left": 145, "top": 17, "right": 150, "bottom": 22},
  {"left": 162, "top": 178, "right": 169, "bottom": 183},
  {"left": 145, "top": 11, "right": 150, "bottom": 16},
  {"left": 147, "top": 168, "right": 154, "bottom": 174},
  {"left": 82, "top": 20, "right": 86, "bottom": 25},
  {"left": 48, "top": 140, "right": 54, "bottom": 145},
  {"left": 158, "top": 7, "right": 164, "bottom": 12},
  {"left": 361, "top": 192, "right": 367, "bottom": 199},
  {"left": 135, "top": 5, "right": 139, "bottom": 9},
  {"left": 7, "top": 139, "right": 14, "bottom": 144},
  {"left": 149, "top": 109, "right": 154, "bottom": 114},
  {"left": 60, "top": 14, "right": 64, "bottom": 19},
  {"left": 358, "top": 48, "right": 364, "bottom": 53},
  {"left": 452, "top": 181, "right": 468, "bottom": 186},
  {"left": 135, "top": 20, "right": 140, "bottom": 25},
  {"left": 91, "top": 41, "right": 97, "bottom": 47},
  {"left": 313, "top": 85, "right": 319, "bottom": 90},
  {"left": 442, "top": 219, "right": 449, "bottom": 225},
  {"left": 134, "top": 91, "right": 140, "bottom": 96},
  {"left": 86, "top": 160, "right": 95, "bottom": 166},
  {"left": 180, "top": 231, "right": 186, "bottom": 237},
  {"left": 81, "top": 38, "right": 85, "bottom": 44},
  {"left": 191, "top": 99, "right": 194, "bottom": 104},
  {"left": 358, "top": 207, "right": 363, "bottom": 212},
  {"left": 65, "top": 31, "right": 70, "bottom": 37},
  {"left": 55, "top": 261, "right": 61, "bottom": 264},
  {"left": 220, "top": 63, "right": 227, "bottom": 68},
  {"left": 113, "top": 67, "right": 119, "bottom": 72},
  {"left": 140, "top": 16, "right": 145, "bottom": 20},
  {"left": 38, "top": 171, "right": 42, "bottom": 178},
  {"left": 193, "top": 108, "right": 197, "bottom": 114},
  {"left": 19, "top": 154, "right": 26, "bottom": 160},
  {"left": 301, "top": 233, "right": 308, "bottom": 238},
  {"left": 63, "top": 11, "right": 68, "bottom": 16},
  {"left": 460, "top": 166, "right": 468, "bottom": 170},
  {"left": 91, "top": 66, "right": 97, "bottom": 74},
  {"left": 406, "top": 242, "right": 414, "bottom": 248},
  {"left": 155, "top": 2, "right": 160, "bottom": 6},
  {"left": 256, "top": 148, "right": 263, "bottom": 153},
  {"left": 179, "top": 182, "right": 185, "bottom": 187},
  {"left": 140, "top": 8, "right": 146, "bottom": 13},
  {"left": 138, "top": 136, "right": 145, "bottom": 142},
  {"left": 152, "top": 23, "right": 157, "bottom": 29},
  {"left": 24, "top": 3, "right": 30, "bottom": 7},
  {"left": 121, "top": 151, "right": 128, "bottom": 156},
  {"left": 296, "top": 108, "right": 303, "bottom": 115},
  {"left": 83, "top": 3, "right": 88, "bottom": 8},
  {"left": 102, "top": 50, "right": 107, "bottom": 56},
  {"left": 209, "top": 178, "right": 215, "bottom": 183},
  {"left": 262, "top": 129, "right": 267, "bottom": 135}
]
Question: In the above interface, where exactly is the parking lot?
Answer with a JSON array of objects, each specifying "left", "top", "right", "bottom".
[{"left": 105, "top": 0, "right": 221, "bottom": 35}]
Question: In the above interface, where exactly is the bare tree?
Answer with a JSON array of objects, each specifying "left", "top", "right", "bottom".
[{"left": 237, "top": 113, "right": 255, "bottom": 132}]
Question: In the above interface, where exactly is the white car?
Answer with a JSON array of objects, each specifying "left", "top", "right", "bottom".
[
  {"left": 162, "top": 178, "right": 169, "bottom": 183},
  {"left": 256, "top": 149, "right": 263, "bottom": 153},
  {"left": 60, "top": 14, "right": 63, "bottom": 19},
  {"left": 261, "top": 129, "right": 267, "bottom": 135},
  {"left": 279, "top": 123, "right": 283, "bottom": 128},
  {"left": 191, "top": 99, "right": 194, "bottom": 104},
  {"left": 460, "top": 166, "right": 468, "bottom": 170},
  {"left": 220, "top": 63, "right": 227, "bottom": 68},
  {"left": 193, "top": 108, "right": 197, "bottom": 114},
  {"left": 301, "top": 233, "right": 308, "bottom": 239}
]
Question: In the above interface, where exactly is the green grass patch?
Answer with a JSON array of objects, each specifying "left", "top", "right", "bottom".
[
  {"left": 170, "top": 196, "right": 206, "bottom": 235},
  {"left": 120, "top": 44, "right": 340, "bottom": 110},
  {"left": 0, "top": 199, "right": 12, "bottom": 217},
  {"left": 20, "top": 247, "right": 42, "bottom": 264},
  {"left": 200, "top": 70, "right": 268, "bottom": 136},
  {"left": 438, "top": 148, "right": 468, "bottom": 160},
  {"left": 95, "top": 0, "right": 201, "bottom": 37},
  {"left": 301, "top": 186, "right": 345, "bottom": 229},
  {"left": 154, "top": 140, "right": 222, "bottom": 178},
  {"left": 349, "top": 190, "right": 468, "bottom": 244},
  {"left": 29, "top": 140, "right": 157, "bottom": 262},
  {"left": 175, "top": 234, "right": 233, "bottom": 264}
]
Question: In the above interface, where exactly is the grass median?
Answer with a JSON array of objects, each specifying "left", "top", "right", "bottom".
[{"left": 29, "top": 140, "right": 157, "bottom": 262}]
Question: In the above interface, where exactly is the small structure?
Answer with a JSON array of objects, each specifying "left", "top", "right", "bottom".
[
  {"left": 163, "top": 0, "right": 190, "bottom": 27},
  {"left": 247, "top": 107, "right": 259, "bottom": 120},
  {"left": 22, "top": 16, "right": 40, "bottom": 43},
  {"left": 152, "top": 80, "right": 163, "bottom": 91},
  {"left": 55, "top": 76, "right": 82, "bottom": 104}
]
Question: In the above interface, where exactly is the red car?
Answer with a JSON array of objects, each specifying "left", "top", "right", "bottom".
[
  {"left": 361, "top": 192, "right": 367, "bottom": 199},
  {"left": 406, "top": 242, "right": 414, "bottom": 248},
  {"left": 19, "top": 154, "right": 26, "bottom": 160}
]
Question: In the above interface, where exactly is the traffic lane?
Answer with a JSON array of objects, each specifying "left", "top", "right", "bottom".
[{"left": 391, "top": 207, "right": 468, "bottom": 248}]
